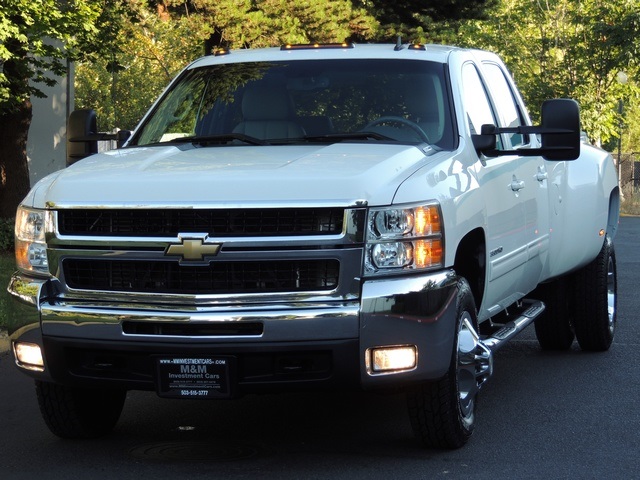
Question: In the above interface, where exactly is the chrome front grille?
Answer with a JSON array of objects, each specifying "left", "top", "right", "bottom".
[{"left": 51, "top": 206, "right": 367, "bottom": 301}]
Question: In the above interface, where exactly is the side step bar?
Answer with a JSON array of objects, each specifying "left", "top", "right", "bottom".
[
  {"left": 471, "top": 300, "right": 545, "bottom": 389},
  {"left": 480, "top": 300, "right": 545, "bottom": 352}
]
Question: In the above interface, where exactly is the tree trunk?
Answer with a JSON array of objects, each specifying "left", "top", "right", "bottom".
[{"left": 0, "top": 98, "right": 32, "bottom": 219}]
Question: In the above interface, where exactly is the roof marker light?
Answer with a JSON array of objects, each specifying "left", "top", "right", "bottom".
[{"left": 280, "top": 43, "right": 354, "bottom": 51}]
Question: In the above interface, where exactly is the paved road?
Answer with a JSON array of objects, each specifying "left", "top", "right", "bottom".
[{"left": 1, "top": 218, "right": 639, "bottom": 479}]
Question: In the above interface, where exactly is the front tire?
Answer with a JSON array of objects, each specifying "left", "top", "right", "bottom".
[
  {"left": 36, "top": 381, "right": 126, "bottom": 439},
  {"left": 406, "top": 278, "right": 487, "bottom": 449},
  {"left": 573, "top": 234, "right": 617, "bottom": 351}
]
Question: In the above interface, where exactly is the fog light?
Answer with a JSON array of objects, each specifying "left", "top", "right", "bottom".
[
  {"left": 14, "top": 342, "right": 44, "bottom": 371},
  {"left": 371, "top": 346, "right": 417, "bottom": 372}
]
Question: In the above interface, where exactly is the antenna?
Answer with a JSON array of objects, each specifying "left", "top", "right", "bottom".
[{"left": 394, "top": 35, "right": 404, "bottom": 51}]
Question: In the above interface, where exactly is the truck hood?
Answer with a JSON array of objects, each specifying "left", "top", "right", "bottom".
[{"left": 29, "top": 143, "right": 435, "bottom": 208}]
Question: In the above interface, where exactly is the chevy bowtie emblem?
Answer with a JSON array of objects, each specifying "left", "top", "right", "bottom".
[{"left": 165, "top": 236, "right": 222, "bottom": 261}]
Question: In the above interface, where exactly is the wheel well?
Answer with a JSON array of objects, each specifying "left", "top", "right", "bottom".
[{"left": 453, "top": 228, "right": 486, "bottom": 309}]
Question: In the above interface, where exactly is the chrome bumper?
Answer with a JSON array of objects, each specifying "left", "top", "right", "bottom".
[{"left": 8, "top": 269, "right": 459, "bottom": 389}]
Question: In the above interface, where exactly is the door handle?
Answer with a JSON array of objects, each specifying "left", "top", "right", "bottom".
[
  {"left": 510, "top": 178, "right": 525, "bottom": 191},
  {"left": 536, "top": 166, "right": 548, "bottom": 182}
]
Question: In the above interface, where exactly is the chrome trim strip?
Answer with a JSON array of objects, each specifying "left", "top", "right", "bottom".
[
  {"left": 47, "top": 233, "right": 359, "bottom": 248},
  {"left": 46, "top": 199, "right": 369, "bottom": 210},
  {"left": 53, "top": 290, "right": 359, "bottom": 307},
  {"left": 361, "top": 269, "right": 457, "bottom": 304},
  {"left": 40, "top": 301, "right": 360, "bottom": 342},
  {"left": 7, "top": 273, "right": 48, "bottom": 307}
]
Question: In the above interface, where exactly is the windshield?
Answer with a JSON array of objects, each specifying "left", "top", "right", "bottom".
[{"left": 131, "top": 59, "right": 455, "bottom": 149}]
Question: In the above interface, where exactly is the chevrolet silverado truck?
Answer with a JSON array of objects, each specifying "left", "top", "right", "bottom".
[{"left": 7, "top": 42, "right": 619, "bottom": 449}]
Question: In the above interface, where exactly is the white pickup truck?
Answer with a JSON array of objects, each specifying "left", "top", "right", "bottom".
[{"left": 8, "top": 42, "right": 619, "bottom": 449}]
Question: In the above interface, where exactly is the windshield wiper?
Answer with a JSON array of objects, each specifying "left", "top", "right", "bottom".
[
  {"left": 164, "top": 133, "right": 268, "bottom": 146},
  {"left": 303, "top": 132, "right": 396, "bottom": 143}
]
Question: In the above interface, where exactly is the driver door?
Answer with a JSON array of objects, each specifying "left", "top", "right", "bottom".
[{"left": 461, "top": 62, "right": 528, "bottom": 313}]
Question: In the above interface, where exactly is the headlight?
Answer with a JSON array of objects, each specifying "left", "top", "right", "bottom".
[
  {"left": 365, "top": 203, "right": 443, "bottom": 275},
  {"left": 15, "top": 206, "right": 50, "bottom": 275}
]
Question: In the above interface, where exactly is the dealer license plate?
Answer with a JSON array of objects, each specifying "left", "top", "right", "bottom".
[{"left": 155, "top": 356, "right": 233, "bottom": 399}]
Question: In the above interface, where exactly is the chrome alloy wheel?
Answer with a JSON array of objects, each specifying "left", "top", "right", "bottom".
[
  {"left": 607, "top": 255, "right": 616, "bottom": 336},
  {"left": 456, "top": 314, "right": 493, "bottom": 426}
]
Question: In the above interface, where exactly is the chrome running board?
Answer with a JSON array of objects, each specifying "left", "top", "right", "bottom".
[
  {"left": 470, "top": 300, "right": 545, "bottom": 393},
  {"left": 480, "top": 300, "right": 545, "bottom": 352}
]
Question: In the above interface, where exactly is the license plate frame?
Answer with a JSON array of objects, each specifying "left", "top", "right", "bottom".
[{"left": 155, "top": 356, "right": 233, "bottom": 399}]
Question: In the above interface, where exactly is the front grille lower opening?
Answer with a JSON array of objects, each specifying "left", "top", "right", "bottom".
[{"left": 122, "top": 321, "right": 264, "bottom": 336}]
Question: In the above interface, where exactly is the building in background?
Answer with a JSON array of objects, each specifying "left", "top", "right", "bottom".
[{"left": 26, "top": 62, "right": 74, "bottom": 186}]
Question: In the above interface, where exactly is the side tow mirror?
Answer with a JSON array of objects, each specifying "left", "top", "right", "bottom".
[
  {"left": 67, "top": 109, "right": 98, "bottom": 166},
  {"left": 472, "top": 124, "right": 497, "bottom": 152},
  {"left": 472, "top": 99, "right": 581, "bottom": 161},
  {"left": 116, "top": 130, "right": 132, "bottom": 148},
  {"left": 540, "top": 99, "right": 580, "bottom": 160},
  {"left": 67, "top": 110, "right": 132, "bottom": 166}
]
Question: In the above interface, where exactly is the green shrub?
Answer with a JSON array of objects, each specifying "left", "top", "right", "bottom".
[
  {"left": 0, "top": 218, "right": 14, "bottom": 330},
  {"left": 0, "top": 252, "right": 14, "bottom": 330},
  {"left": 0, "top": 217, "right": 14, "bottom": 252}
]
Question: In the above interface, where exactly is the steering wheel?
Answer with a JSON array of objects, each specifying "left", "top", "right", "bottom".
[{"left": 363, "top": 116, "right": 430, "bottom": 143}]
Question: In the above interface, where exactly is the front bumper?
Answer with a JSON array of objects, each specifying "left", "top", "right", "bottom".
[{"left": 8, "top": 269, "right": 458, "bottom": 394}]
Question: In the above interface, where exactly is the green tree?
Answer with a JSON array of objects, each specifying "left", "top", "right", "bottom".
[
  {"left": 624, "top": 99, "right": 640, "bottom": 155},
  {"left": 159, "top": 0, "right": 379, "bottom": 47},
  {"left": 75, "top": 0, "right": 381, "bottom": 131},
  {"left": 359, "top": 0, "right": 496, "bottom": 26},
  {"left": 76, "top": 1, "right": 202, "bottom": 131},
  {"left": 350, "top": 0, "right": 497, "bottom": 43},
  {"left": 0, "top": 0, "right": 104, "bottom": 219},
  {"left": 456, "top": 0, "right": 640, "bottom": 147}
]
